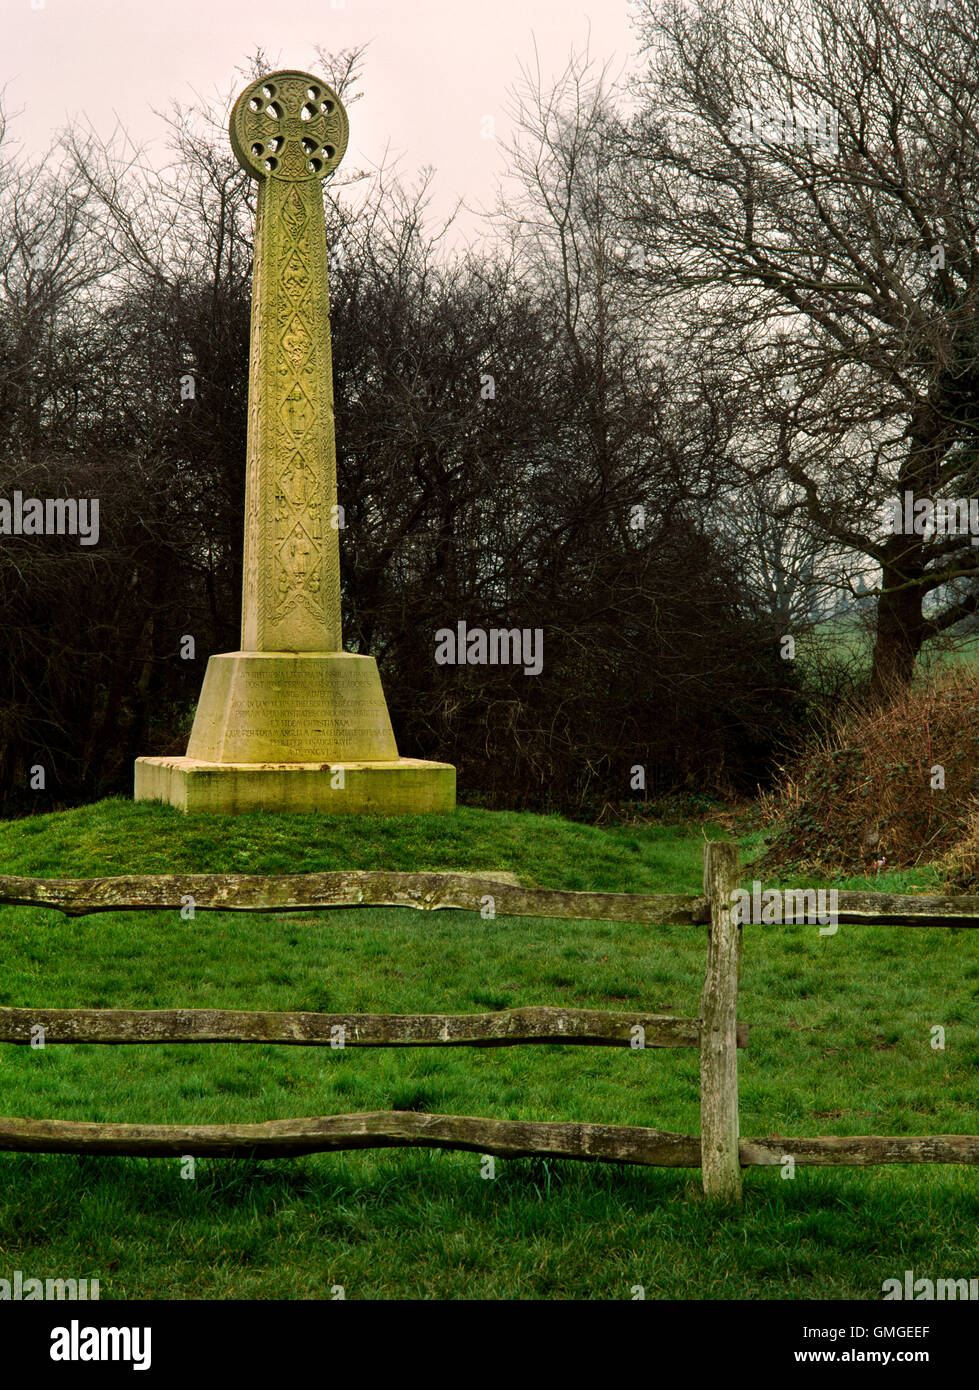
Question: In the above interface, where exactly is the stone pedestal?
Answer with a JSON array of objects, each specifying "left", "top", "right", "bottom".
[
  {"left": 135, "top": 651, "right": 454, "bottom": 814},
  {"left": 187, "top": 651, "right": 399, "bottom": 764}
]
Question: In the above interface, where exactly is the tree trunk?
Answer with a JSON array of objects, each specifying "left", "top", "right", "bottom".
[{"left": 869, "top": 533, "right": 927, "bottom": 702}]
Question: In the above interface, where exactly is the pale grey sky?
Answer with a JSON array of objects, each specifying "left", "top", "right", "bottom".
[{"left": 4, "top": 0, "right": 641, "bottom": 242}]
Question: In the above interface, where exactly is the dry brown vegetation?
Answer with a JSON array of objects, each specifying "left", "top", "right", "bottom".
[{"left": 760, "top": 666, "right": 979, "bottom": 874}]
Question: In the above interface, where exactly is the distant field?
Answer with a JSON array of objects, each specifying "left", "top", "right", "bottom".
[
  {"left": 0, "top": 800, "right": 976, "bottom": 1299},
  {"left": 796, "top": 615, "right": 979, "bottom": 683}
]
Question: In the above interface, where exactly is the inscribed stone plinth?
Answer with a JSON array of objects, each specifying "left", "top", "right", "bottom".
[{"left": 134, "top": 71, "right": 454, "bottom": 815}]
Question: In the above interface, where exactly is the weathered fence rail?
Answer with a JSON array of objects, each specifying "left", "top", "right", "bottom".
[
  {"left": 5, "top": 870, "right": 977, "bottom": 926},
  {"left": 2, "top": 844, "right": 978, "bottom": 1203},
  {"left": 0, "top": 1005, "right": 749, "bottom": 1049},
  {"left": 0, "top": 870, "right": 707, "bottom": 924}
]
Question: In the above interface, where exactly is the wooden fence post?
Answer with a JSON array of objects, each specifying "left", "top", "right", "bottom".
[{"left": 699, "top": 841, "right": 743, "bottom": 1203}]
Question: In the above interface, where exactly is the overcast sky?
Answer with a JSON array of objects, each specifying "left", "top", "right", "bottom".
[{"left": 4, "top": 0, "right": 642, "bottom": 244}]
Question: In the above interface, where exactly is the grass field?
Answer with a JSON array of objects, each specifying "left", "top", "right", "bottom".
[
  {"left": 1, "top": 799, "right": 977, "bottom": 1300},
  {"left": 797, "top": 612, "right": 979, "bottom": 683}
]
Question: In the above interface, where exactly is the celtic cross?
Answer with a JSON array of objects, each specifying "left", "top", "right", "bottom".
[{"left": 230, "top": 70, "right": 349, "bottom": 652}]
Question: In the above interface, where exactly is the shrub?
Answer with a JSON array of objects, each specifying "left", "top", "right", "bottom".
[{"left": 760, "top": 666, "right": 979, "bottom": 873}]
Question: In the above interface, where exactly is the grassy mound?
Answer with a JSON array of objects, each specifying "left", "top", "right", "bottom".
[
  {"left": 0, "top": 796, "right": 702, "bottom": 890},
  {"left": 760, "top": 667, "right": 979, "bottom": 874}
]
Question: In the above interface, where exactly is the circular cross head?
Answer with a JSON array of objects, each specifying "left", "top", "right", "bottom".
[{"left": 230, "top": 70, "right": 348, "bottom": 182}]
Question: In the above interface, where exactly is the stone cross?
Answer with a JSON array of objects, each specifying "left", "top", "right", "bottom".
[
  {"left": 229, "top": 70, "right": 349, "bottom": 652},
  {"left": 134, "top": 71, "right": 455, "bottom": 814}
]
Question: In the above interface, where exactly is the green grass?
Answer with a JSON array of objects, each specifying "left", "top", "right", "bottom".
[{"left": 0, "top": 799, "right": 977, "bottom": 1299}]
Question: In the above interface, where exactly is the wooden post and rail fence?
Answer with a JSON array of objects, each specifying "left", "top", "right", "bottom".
[{"left": 2, "top": 841, "right": 979, "bottom": 1203}]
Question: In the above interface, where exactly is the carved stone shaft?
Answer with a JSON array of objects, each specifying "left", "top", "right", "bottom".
[{"left": 230, "top": 71, "right": 350, "bottom": 651}]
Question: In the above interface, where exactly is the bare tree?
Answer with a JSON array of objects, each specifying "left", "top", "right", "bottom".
[{"left": 618, "top": 0, "right": 979, "bottom": 697}]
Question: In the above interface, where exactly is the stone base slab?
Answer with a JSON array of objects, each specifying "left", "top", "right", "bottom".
[{"left": 134, "top": 757, "right": 456, "bottom": 815}]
